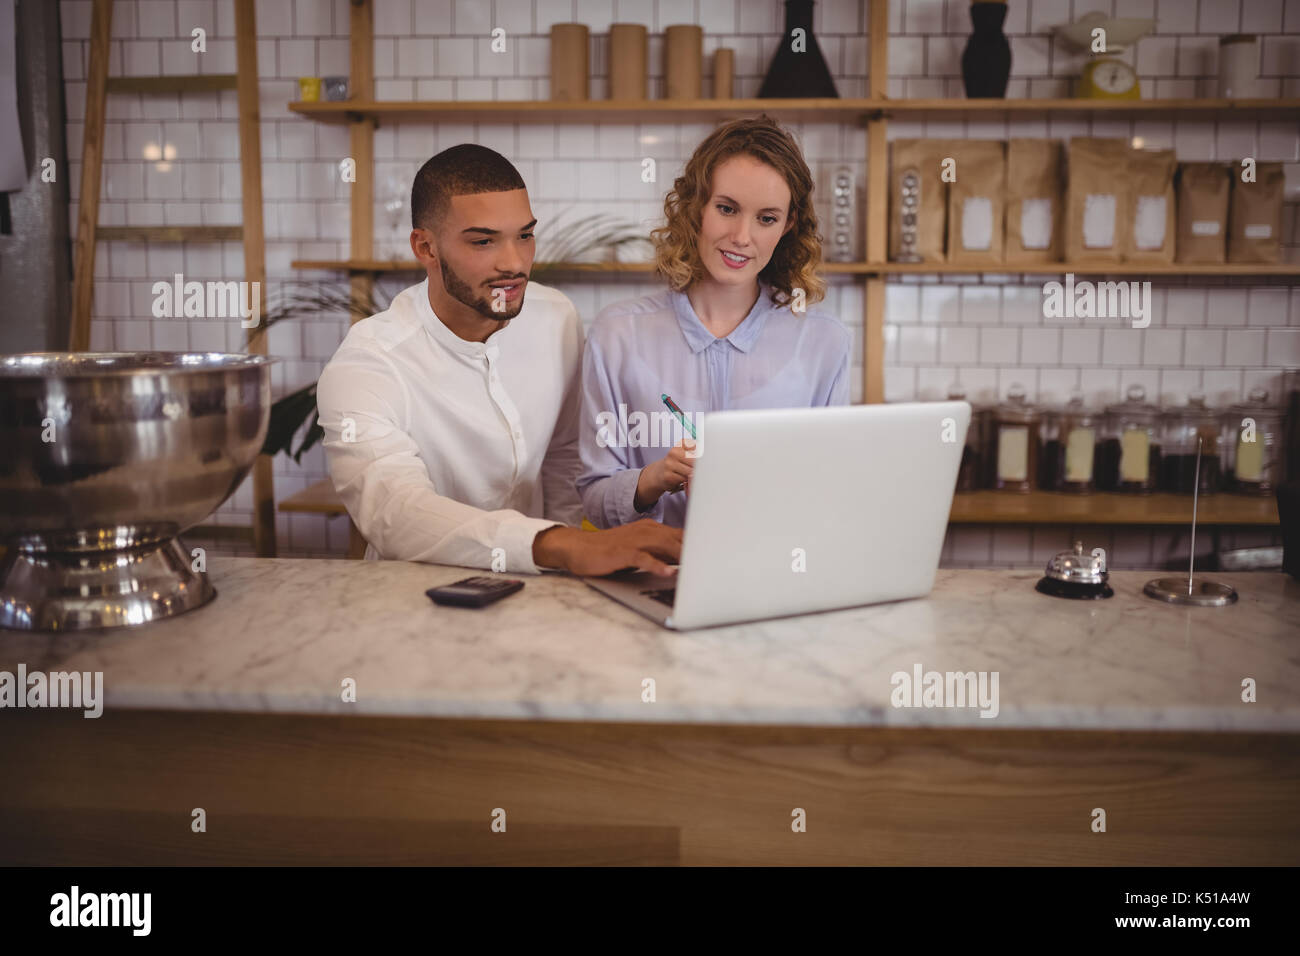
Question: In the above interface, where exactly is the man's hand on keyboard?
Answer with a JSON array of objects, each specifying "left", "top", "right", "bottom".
[{"left": 533, "top": 519, "right": 683, "bottom": 577}]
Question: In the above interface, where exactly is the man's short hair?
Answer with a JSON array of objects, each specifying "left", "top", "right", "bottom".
[{"left": 410, "top": 144, "right": 527, "bottom": 231}]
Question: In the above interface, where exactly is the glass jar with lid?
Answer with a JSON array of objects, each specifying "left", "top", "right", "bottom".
[
  {"left": 1223, "top": 387, "right": 1284, "bottom": 495},
  {"left": 1050, "top": 392, "right": 1100, "bottom": 494},
  {"left": 1096, "top": 383, "right": 1161, "bottom": 493},
  {"left": 992, "top": 382, "right": 1040, "bottom": 493},
  {"left": 946, "top": 382, "right": 983, "bottom": 492},
  {"left": 1159, "top": 392, "right": 1220, "bottom": 494}
]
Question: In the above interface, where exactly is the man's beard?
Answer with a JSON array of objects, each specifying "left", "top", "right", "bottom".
[{"left": 439, "top": 256, "right": 525, "bottom": 321}]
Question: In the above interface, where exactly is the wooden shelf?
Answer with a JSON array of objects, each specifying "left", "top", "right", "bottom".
[
  {"left": 290, "top": 258, "right": 873, "bottom": 274},
  {"left": 874, "top": 96, "right": 1300, "bottom": 120},
  {"left": 292, "top": 0, "right": 1297, "bottom": 416},
  {"left": 949, "top": 490, "right": 1279, "bottom": 526},
  {"left": 290, "top": 97, "right": 874, "bottom": 124},
  {"left": 279, "top": 478, "right": 347, "bottom": 516},
  {"left": 291, "top": 258, "right": 651, "bottom": 273},
  {"left": 281, "top": 480, "right": 1282, "bottom": 527},
  {"left": 188, "top": 522, "right": 257, "bottom": 541},
  {"left": 279, "top": 479, "right": 366, "bottom": 558},
  {"left": 107, "top": 75, "right": 237, "bottom": 94},
  {"left": 290, "top": 257, "right": 1300, "bottom": 279},
  {"left": 96, "top": 225, "right": 243, "bottom": 242},
  {"left": 877, "top": 261, "right": 1300, "bottom": 276},
  {"left": 289, "top": 96, "right": 1300, "bottom": 124}
]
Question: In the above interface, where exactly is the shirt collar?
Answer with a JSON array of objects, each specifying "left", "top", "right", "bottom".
[
  {"left": 414, "top": 277, "right": 505, "bottom": 360},
  {"left": 669, "top": 283, "right": 774, "bottom": 355}
]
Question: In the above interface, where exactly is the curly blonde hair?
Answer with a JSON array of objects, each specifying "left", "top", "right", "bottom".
[{"left": 651, "top": 114, "right": 826, "bottom": 308}]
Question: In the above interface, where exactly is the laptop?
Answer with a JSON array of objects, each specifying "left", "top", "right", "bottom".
[{"left": 584, "top": 401, "right": 970, "bottom": 629}]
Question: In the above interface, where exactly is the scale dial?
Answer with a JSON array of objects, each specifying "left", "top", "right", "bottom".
[{"left": 1079, "top": 57, "right": 1140, "bottom": 99}]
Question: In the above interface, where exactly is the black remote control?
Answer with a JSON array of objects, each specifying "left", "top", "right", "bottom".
[{"left": 426, "top": 576, "right": 525, "bottom": 608}]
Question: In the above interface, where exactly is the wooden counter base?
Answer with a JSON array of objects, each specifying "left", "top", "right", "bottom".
[{"left": 2, "top": 709, "right": 1297, "bottom": 866}]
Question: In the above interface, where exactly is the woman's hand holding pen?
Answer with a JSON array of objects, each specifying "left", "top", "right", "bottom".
[{"left": 634, "top": 439, "right": 696, "bottom": 511}]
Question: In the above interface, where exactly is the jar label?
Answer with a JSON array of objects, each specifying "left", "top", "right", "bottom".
[
  {"left": 1119, "top": 428, "right": 1150, "bottom": 483},
  {"left": 997, "top": 425, "right": 1029, "bottom": 482},
  {"left": 1236, "top": 436, "right": 1264, "bottom": 481},
  {"left": 1065, "top": 427, "right": 1095, "bottom": 482}
]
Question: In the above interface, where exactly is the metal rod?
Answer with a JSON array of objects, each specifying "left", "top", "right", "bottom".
[{"left": 1188, "top": 436, "right": 1202, "bottom": 595}]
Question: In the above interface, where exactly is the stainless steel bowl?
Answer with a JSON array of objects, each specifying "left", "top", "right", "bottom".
[{"left": 0, "top": 351, "right": 274, "bottom": 631}]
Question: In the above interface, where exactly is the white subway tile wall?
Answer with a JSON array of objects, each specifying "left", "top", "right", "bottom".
[{"left": 59, "top": 0, "right": 1299, "bottom": 565}]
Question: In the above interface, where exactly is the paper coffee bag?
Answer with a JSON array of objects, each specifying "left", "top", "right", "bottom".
[
  {"left": 889, "top": 139, "right": 951, "bottom": 263},
  {"left": 1005, "top": 139, "right": 1063, "bottom": 264},
  {"left": 1228, "top": 162, "right": 1285, "bottom": 263},
  {"left": 946, "top": 140, "right": 1006, "bottom": 263},
  {"left": 1175, "top": 162, "right": 1231, "bottom": 264},
  {"left": 1064, "top": 138, "right": 1131, "bottom": 263},
  {"left": 1123, "top": 149, "right": 1177, "bottom": 263}
]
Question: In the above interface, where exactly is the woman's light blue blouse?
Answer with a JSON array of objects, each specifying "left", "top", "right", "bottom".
[{"left": 577, "top": 281, "right": 851, "bottom": 529}]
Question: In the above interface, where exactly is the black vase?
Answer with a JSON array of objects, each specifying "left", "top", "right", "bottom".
[
  {"left": 758, "top": 0, "right": 839, "bottom": 98},
  {"left": 962, "top": 2, "right": 1012, "bottom": 98}
]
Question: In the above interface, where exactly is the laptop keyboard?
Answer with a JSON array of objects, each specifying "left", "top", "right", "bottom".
[{"left": 640, "top": 587, "right": 677, "bottom": 607}]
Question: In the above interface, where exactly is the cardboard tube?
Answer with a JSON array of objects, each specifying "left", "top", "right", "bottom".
[
  {"left": 713, "top": 48, "right": 734, "bottom": 99},
  {"left": 664, "top": 24, "right": 702, "bottom": 99},
  {"left": 609, "top": 24, "right": 647, "bottom": 100},
  {"left": 550, "top": 24, "right": 589, "bottom": 101}
]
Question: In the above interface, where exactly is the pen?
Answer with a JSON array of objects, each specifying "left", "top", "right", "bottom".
[{"left": 661, "top": 393, "right": 697, "bottom": 440}]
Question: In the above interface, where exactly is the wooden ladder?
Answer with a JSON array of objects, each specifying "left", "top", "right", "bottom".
[
  {"left": 67, "top": 0, "right": 276, "bottom": 557},
  {"left": 278, "top": 0, "right": 373, "bottom": 560}
]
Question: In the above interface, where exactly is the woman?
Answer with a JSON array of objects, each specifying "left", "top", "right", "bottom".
[{"left": 577, "top": 115, "right": 851, "bottom": 529}]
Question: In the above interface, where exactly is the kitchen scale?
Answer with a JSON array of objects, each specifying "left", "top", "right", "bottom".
[{"left": 1055, "top": 13, "right": 1154, "bottom": 100}]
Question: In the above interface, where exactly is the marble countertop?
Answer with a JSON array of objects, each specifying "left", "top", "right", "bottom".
[{"left": 2, "top": 559, "right": 1297, "bottom": 731}]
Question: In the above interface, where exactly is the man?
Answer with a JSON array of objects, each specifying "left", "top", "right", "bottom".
[{"left": 316, "top": 144, "right": 681, "bottom": 576}]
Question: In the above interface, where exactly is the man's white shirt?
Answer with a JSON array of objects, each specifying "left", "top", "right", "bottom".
[{"left": 316, "top": 278, "right": 586, "bottom": 573}]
